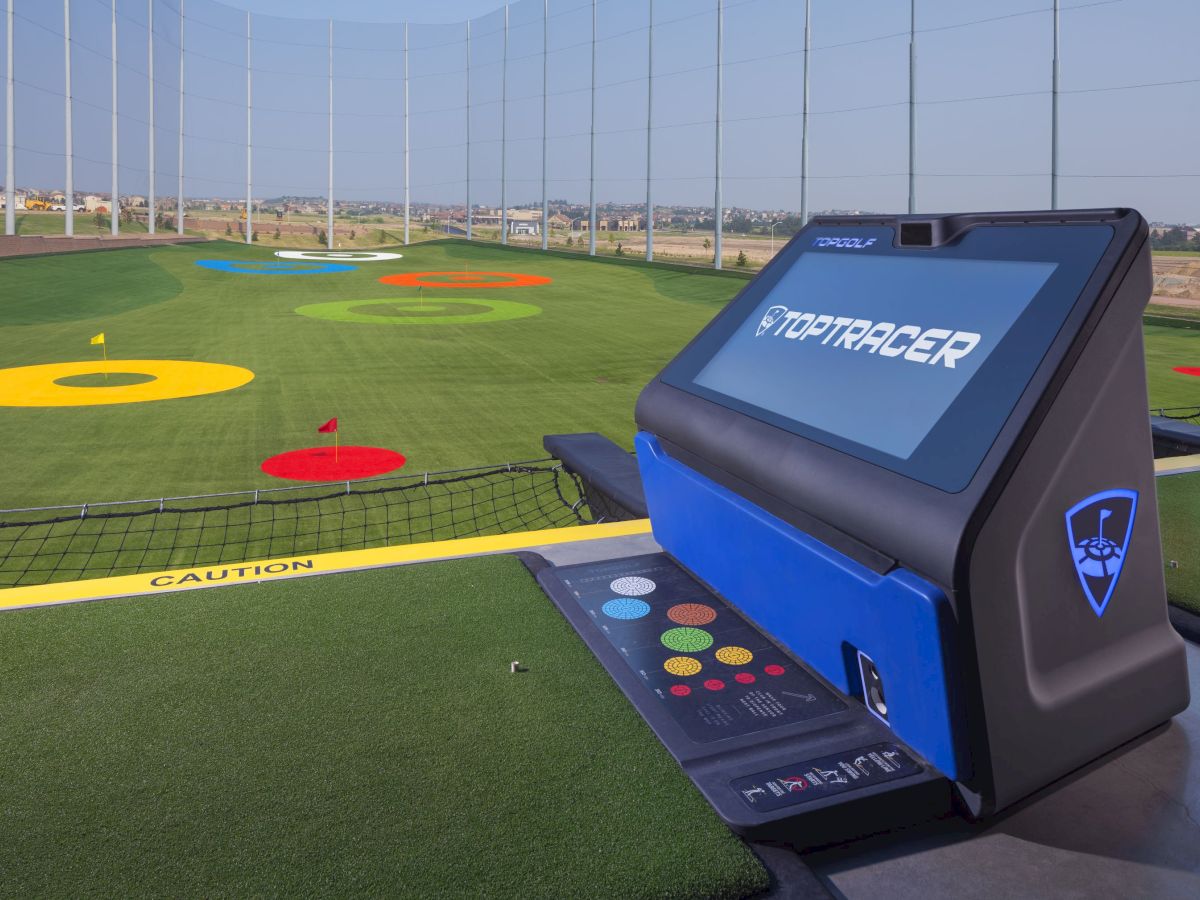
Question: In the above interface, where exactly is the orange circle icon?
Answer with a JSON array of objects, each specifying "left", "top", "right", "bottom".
[
  {"left": 378, "top": 271, "right": 552, "bottom": 289},
  {"left": 667, "top": 603, "right": 717, "bottom": 626}
]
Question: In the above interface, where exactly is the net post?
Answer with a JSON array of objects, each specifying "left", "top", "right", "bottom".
[
  {"left": 4, "top": 0, "right": 13, "bottom": 236},
  {"left": 540, "top": 0, "right": 548, "bottom": 251},
  {"left": 65, "top": 0, "right": 74, "bottom": 236},
  {"left": 465, "top": 19, "right": 472, "bottom": 241},
  {"left": 147, "top": 0, "right": 154, "bottom": 234},
  {"left": 907, "top": 0, "right": 917, "bottom": 214},
  {"left": 645, "top": 0, "right": 653, "bottom": 261},
  {"left": 177, "top": 0, "right": 185, "bottom": 236},
  {"left": 111, "top": 0, "right": 118, "bottom": 237},
  {"left": 403, "top": 22, "right": 409, "bottom": 246},
  {"left": 327, "top": 18, "right": 334, "bottom": 250},
  {"left": 1051, "top": 0, "right": 1060, "bottom": 210},
  {"left": 587, "top": 0, "right": 596, "bottom": 256},
  {"left": 713, "top": 0, "right": 722, "bottom": 270},
  {"left": 800, "top": 0, "right": 810, "bottom": 226},
  {"left": 245, "top": 11, "right": 252, "bottom": 244},
  {"left": 500, "top": 4, "right": 508, "bottom": 246}
]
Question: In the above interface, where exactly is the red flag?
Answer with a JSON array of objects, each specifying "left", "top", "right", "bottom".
[{"left": 317, "top": 417, "right": 338, "bottom": 434}]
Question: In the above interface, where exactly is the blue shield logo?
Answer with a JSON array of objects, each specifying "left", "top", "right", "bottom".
[{"left": 1064, "top": 489, "right": 1137, "bottom": 617}]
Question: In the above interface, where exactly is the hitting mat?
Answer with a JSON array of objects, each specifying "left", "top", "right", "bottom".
[{"left": 0, "top": 555, "right": 768, "bottom": 899}]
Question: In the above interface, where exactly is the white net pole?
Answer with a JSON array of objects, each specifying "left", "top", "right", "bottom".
[
  {"left": 64, "top": 1, "right": 74, "bottom": 236},
  {"left": 111, "top": 0, "right": 118, "bottom": 236}
]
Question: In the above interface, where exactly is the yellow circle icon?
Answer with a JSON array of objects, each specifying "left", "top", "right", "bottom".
[
  {"left": 715, "top": 646, "right": 754, "bottom": 666},
  {"left": 663, "top": 656, "right": 703, "bottom": 677},
  {"left": 0, "top": 360, "right": 255, "bottom": 407}
]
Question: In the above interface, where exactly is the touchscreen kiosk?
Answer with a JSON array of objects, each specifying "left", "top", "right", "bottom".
[{"left": 539, "top": 209, "right": 1189, "bottom": 842}]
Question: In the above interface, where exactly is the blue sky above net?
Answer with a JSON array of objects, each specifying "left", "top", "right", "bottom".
[{"left": 5, "top": 0, "right": 1198, "bottom": 222}]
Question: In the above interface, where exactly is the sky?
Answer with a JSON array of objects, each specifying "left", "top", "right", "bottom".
[{"left": 5, "top": 0, "right": 1198, "bottom": 223}]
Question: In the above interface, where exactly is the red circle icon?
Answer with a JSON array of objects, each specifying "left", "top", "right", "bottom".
[
  {"left": 734, "top": 672, "right": 756, "bottom": 685},
  {"left": 703, "top": 679, "right": 725, "bottom": 691},
  {"left": 669, "top": 685, "right": 691, "bottom": 697},
  {"left": 763, "top": 664, "right": 786, "bottom": 676},
  {"left": 378, "top": 271, "right": 552, "bottom": 289}
]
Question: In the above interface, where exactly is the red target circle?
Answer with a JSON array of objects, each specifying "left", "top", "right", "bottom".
[
  {"left": 670, "top": 685, "right": 692, "bottom": 697},
  {"left": 763, "top": 664, "right": 785, "bottom": 676},
  {"left": 378, "top": 271, "right": 552, "bottom": 289},
  {"left": 734, "top": 672, "right": 756, "bottom": 685},
  {"left": 704, "top": 679, "right": 726, "bottom": 691},
  {"left": 261, "top": 446, "right": 406, "bottom": 481}
]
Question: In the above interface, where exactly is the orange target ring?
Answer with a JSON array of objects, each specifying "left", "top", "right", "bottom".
[{"left": 378, "top": 271, "right": 552, "bottom": 289}]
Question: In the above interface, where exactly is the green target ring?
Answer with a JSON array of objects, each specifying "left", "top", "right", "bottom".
[
  {"left": 660, "top": 627, "right": 714, "bottom": 653},
  {"left": 294, "top": 297, "right": 542, "bottom": 325}
]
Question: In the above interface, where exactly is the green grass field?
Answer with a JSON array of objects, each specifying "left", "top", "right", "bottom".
[
  {"left": 0, "top": 240, "right": 745, "bottom": 509},
  {"left": 1, "top": 239, "right": 1198, "bottom": 610},
  {"left": 0, "top": 554, "right": 770, "bottom": 898}
]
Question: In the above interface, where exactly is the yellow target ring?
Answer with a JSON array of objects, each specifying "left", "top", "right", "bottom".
[
  {"left": 0, "top": 360, "right": 255, "bottom": 407},
  {"left": 663, "top": 656, "right": 703, "bottom": 677},
  {"left": 715, "top": 646, "right": 754, "bottom": 666}
]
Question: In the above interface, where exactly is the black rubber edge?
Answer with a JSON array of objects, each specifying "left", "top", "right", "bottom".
[
  {"left": 514, "top": 551, "right": 553, "bottom": 579},
  {"left": 1168, "top": 603, "right": 1200, "bottom": 644},
  {"left": 748, "top": 842, "right": 837, "bottom": 900}
]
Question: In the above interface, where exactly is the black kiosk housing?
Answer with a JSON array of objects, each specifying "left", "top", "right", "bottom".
[{"left": 539, "top": 209, "right": 1190, "bottom": 840}]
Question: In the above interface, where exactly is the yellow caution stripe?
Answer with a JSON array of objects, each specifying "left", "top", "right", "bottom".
[{"left": 0, "top": 519, "right": 653, "bottom": 613}]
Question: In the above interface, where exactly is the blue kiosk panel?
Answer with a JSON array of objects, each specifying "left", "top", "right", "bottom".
[{"left": 635, "top": 433, "right": 961, "bottom": 780}]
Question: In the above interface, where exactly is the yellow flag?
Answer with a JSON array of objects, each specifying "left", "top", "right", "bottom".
[{"left": 90, "top": 333, "right": 105, "bottom": 345}]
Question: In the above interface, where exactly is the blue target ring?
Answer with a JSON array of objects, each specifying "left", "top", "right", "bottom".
[
  {"left": 602, "top": 598, "right": 651, "bottom": 620},
  {"left": 195, "top": 259, "right": 356, "bottom": 275}
]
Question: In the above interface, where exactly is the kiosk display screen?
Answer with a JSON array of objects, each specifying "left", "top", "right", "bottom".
[
  {"left": 693, "top": 254, "right": 1057, "bottom": 460},
  {"left": 660, "top": 223, "right": 1115, "bottom": 491}
]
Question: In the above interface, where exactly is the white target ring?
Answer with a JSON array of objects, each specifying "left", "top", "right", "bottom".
[
  {"left": 610, "top": 576, "right": 656, "bottom": 596},
  {"left": 275, "top": 250, "right": 403, "bottom": 262}
]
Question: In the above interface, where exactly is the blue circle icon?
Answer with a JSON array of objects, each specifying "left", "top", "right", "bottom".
[
  {"left": 195, "top": 259, "right": 356, "bottom": 275},
  {"left": 601, "top": 598, "right": 651, "bottom": 620}
]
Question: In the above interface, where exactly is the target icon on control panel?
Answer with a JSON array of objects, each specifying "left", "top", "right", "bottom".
[{"left": 610, "top": 576, "right": 656, "bottom": 596}]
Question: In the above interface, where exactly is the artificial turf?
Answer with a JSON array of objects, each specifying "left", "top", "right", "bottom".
[
  {"left": 0, "top": 239, "right": 744, "bottom": 509},
  {"left": 0, "top": 554, "right": 770, "bottom": 899}
]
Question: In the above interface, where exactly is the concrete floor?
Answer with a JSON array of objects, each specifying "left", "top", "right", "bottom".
[
  {"left": 535, "top": 532, "right": 1200, "bottom": 900},
  {"left": 805, "top": 639, "right": 1200, "bottom": 899}
]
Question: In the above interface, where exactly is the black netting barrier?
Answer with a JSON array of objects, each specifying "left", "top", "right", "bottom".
[{"left": 0, "top": 460, "right": 593, "bottom": 587}]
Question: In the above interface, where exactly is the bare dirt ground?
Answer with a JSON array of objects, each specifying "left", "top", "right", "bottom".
[{"left": 1153, "top": 256, "right": 1200, "bottom": 301}]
